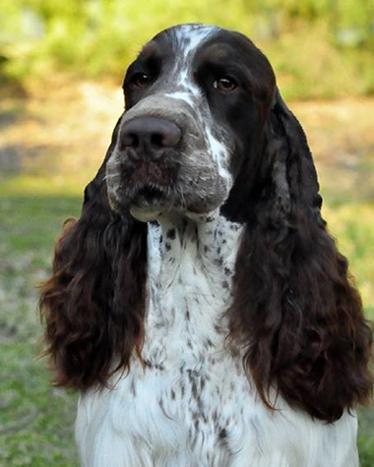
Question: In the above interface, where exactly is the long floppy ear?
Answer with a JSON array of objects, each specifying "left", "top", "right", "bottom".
[
  {"left": 229, "top": 89, "right": 373, "bottom": 422},
  {"left": 40, "top": 117, "right": 148, "bottom": 390}
]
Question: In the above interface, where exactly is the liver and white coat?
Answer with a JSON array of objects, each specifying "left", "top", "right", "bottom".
[{"left": 41, "top": 24, "right": 372, "bottom": 467}]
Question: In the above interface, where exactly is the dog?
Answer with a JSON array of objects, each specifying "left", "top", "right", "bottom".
[{"left": 41, "top": 24, "right": 372, "bottom": 467}]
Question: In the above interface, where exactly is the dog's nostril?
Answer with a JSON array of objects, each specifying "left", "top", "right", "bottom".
[
  {"left": 151, "top": 133, "right": 163, "bottom": 148},
  {"left": 122, "top": 132, "right": 139, "bottom": 148},
  {"left": 130, "top": 133, "right": 139, "bottom": 148}
]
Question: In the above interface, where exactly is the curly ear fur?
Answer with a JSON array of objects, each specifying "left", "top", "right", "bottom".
[
  {"left": 40, "top": 118, "right": 148, "bottom": 390},
  {"left": 229, "top": 89, "right": 373, "bottom": 422}
]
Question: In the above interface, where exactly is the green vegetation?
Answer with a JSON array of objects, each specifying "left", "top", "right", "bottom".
[
  {"left": 0, "top": 195, "right": 80, "bottom": 467},
  {"left": 1, "top": 0, "right": 374, "bottom": 99}
]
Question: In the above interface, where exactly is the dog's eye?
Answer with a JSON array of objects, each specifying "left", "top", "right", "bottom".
[
  {"left": 130, "top": 73, "right": 150, "bottom": 89},
  {"left": 213, "top": 77, "right": 238, "bottom": 92}
]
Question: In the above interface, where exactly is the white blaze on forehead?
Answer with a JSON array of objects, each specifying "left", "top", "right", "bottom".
[
  {"left": 166, "top": 26, "right": 233, "bottom": 191},
  {"left": 173, "top": 24, "right": 218, "bottom": 58},
  {"left": 169, "top": 25, "right": 218, "bottom": 101}
]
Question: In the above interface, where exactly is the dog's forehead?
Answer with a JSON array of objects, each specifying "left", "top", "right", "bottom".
[
  {"left": 170, "top": 24, "right": 220, "bottom": 56},
  {"left": 154, "top": 24, "right": 220, "bottom": 57},
  {"left": 134, "top": 25, "right": 222, "bottom": 107}
]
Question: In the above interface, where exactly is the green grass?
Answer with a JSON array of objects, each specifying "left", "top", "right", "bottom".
[
  {"left": 324, "top": 202, "right": 374, "bottom": 318},
  {"left": 0, "top": 195, "right": 81, "bottom": 467},
  {"left": 324, "top": 200, "right": 374, "bottom": 466},
  {"left": 0, "top": 188, "right": 373, "bottom": 466}
]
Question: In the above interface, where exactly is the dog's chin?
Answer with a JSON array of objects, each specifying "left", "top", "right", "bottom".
[
  {"left": 130, "top": 205, "right": 165, "bottom": 222},
  {"left": 129, "top": 188, "right": 171, "bottom": 222},
  {"left": 108, "top": 183, "right": 225, "bottom": 223},
  {"left": 106, "top": 181, "right": 169, "bottom": 219},
  {"left": 129, "top": 197, "right": 223, "bottom": 223}
]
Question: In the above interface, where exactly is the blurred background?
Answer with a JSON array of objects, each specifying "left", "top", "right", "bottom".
[{"left": 0, "top": 1, "right": 373, "bottom": 465}]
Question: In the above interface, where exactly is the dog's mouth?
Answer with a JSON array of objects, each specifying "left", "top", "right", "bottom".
[
  {"left": 115, "top": 158, "right": 180, "bottom": 207},
  {"left": 126, "top": 182, "right": 177, "bottom": 222},
  {"left": 107, "top": 149, "right": 229, "bottom": 220},
  {"left": 132, "top": 184, "right": 168, "bottom": 206}
]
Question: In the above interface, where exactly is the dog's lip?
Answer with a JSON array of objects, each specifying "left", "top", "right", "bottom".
[
  {"left": 127, "top": 180, "right": 174, "bottom": 210},
  {"left": 108, "top": 182, "right": 171, "bottom": 218},
  {"left": 133, "top": 184, "right": 166, "bottom": 202}
]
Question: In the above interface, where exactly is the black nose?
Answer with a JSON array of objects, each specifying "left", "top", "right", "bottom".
[{"left": 120, "top": 117, "right": 182, "bottom": 161}]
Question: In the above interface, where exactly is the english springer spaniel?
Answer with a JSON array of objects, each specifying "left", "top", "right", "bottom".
[{"left": 41, "top": 24, "right": 373, "bottom": 467}]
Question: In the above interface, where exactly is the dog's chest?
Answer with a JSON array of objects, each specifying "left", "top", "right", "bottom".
[
  {"left": 76, "top": 216, "right": 252, "bottom": 465},
  {"left": 75, "top": 216, "right": 359, "bottom": 467},
  {"left": 108, "top": 271, "right": 249, "bottom": 466},
  {"left": 77, "top": 219, "right": 250, "bottom": 467}
]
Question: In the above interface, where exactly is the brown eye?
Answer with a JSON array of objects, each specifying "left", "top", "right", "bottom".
[
  {"left": 213, "top": 77, "right": 238, "bottom": 92},
  {"left": 131, "top": 73, "right": 150, "bottom": 89}
]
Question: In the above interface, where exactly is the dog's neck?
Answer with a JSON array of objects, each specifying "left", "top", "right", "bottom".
[
  {"left": 142, "top": 210, "right": 243, "bottom": 366},
  {"left": 147, "top": 210, "right": 242, "bottom": 298}
]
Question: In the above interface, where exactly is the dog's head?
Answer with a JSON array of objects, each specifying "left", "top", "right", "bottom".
[{"left": 106, "top": 24, "right": 275, "bottom": 221}]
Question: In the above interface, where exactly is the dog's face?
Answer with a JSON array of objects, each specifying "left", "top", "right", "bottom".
[{"left": 106, "top": 24, "right": 275, "bottom": 221}]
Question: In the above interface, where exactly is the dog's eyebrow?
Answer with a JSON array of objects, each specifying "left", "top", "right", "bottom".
[
  {"left": 193, "top": 43, "right": 253, "bottom": 80},
  {"left": 195, "top": 43, "right": 236, "bottom": 64},
  {"left": 137, "top": 40, "right": 161, "bottom": 60},
  {"left": 193, "top": 43, "right": 254, "bottom": 86}
]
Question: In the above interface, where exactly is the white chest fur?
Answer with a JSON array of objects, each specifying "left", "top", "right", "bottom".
[{"left": 75, "top": 212, "right": 359, "bottom": 467}]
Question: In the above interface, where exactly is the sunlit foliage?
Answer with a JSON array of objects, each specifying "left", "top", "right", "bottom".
[{"left": 1, "top": 0, "right": 374, "bottom": 98}]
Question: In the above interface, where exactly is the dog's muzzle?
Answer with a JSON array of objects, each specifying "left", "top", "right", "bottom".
[{"left": 105, "top": 94, "right": 232, "bottom": 221}]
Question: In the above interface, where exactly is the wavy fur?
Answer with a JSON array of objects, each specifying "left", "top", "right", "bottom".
[
  {"left": 40, "top": 119, "right": 148, "bottom": 390},
  {"left": 228, "top": 90, "right": 373, "bottom": 422}
]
